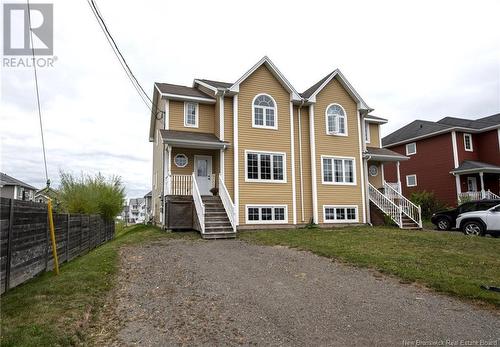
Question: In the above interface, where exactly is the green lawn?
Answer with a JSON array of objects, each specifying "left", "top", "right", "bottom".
[
  {"left": 240, "top": 227, "right": 500, "bottom": 307},
  {"left": 0, "top": 225, "right": 197, "bottom": 347}
]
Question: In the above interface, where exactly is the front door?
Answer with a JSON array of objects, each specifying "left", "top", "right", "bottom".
[
  {"left": 194, "top": 155, "right": 212, "bottom": 195},
  {"left": 467, "top": 177, "right": 478, "bottom": 192}
]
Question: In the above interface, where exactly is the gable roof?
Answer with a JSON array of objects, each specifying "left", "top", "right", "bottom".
[
  {"left": 160, "top": 129, "right": 229, "bottom": 149},
  {"left": 0, "top": 172, "right": 37, "bottom": 190},
  {"left": 382, "top": 113, "right": 500, "bottom": 147},
  {"left": 228, "top": 56, "right": 302, "bottom": 101},
  {"left": 155, "top": 82, "right": 215, "bottom": 101},
  {"left": 450, "top": 160, "right": 500, "bottom": 174},
  {"left": 196, "top": 79, "right": 233, "bottom": 90},
  {"left": 365, "top": 114, "right": 388, "bottom": 124},
  {"left": 301, "top": 69, "right": 371, "bottom": 110},
  {"left": 382, "top": 120, "right": 450, "bottom": 147}
]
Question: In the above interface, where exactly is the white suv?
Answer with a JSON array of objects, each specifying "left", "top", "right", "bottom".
[{"left": 456, "top": 203, "right": 500, "bottom": 237}]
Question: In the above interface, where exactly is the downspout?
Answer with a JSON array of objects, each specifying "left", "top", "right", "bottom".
[
  {"left": 298, "top": 100, "right": 305, "bottom": 222},
  {"left": 219, "top": 89, "right": 226, "bottom": 184},
  {"left": 364, "top": 154, "right": 373, "bottom": 226},
  {"left": 161, "top": 142, "right": 165, "bottom": 229}
]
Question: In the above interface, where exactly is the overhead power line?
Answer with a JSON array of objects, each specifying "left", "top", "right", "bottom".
[
  {"left": 86, "top": 0, "right": 163, "bottom": 118},
  {"left": 27, "top": 0, "right": 49, "bottom": 186}
]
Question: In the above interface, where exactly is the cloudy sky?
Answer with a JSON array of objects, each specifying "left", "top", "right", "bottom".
[{"left": 1, "top": 0, "right": 499, "bottom": 198}]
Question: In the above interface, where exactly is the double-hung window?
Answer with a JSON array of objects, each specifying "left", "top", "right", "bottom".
[
  {"left": 253, "top": 94, "right": 277, "bottom": 129},
  {"left": 326, "top": 104, "right": 347, "bottom": 135},
  {"left": 322, "top": 156, "right": 356, "bottom": 185},
  {"left": 184, "top": 102, "right": 198, "bottom": 128},
  {"left": 246, "top": 151, "right": 285, "bottom": 182},
  {"left": 364, "top": 122, "right": 370, "bottom": 143},
  {"left": 464, "top": 133, "right": 473, "bottom": 151}
]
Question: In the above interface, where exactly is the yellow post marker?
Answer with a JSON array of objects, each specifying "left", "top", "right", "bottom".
[{"left": 47, "top": 199, "right": 60, "bottom": 275}]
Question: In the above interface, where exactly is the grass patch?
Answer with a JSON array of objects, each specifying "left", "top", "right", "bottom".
[
  {"left": 240, "top": 226, "right": 500, "bottom": 307},
  {"left": 0, "top": 225, "right": 197, "bottom": 347}
]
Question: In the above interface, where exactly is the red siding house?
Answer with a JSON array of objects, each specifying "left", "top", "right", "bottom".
[{"left": 382, "top": 114, "right": 500, "bottom": 207}]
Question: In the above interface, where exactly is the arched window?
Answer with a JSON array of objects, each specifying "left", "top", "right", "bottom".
[
  {"left": 326, "top": 104, "right": 347, "bottom": 135},
  {"left": 252, "top": 94, "right": 277, "bottom": 129}
]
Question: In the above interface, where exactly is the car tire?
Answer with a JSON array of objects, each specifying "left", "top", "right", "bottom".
[
  {"left": 436, "top": 217, "right": 451, "bottom": 231},
  {"left": 462, "top": 221, "right": 484, "bottom": 236}
]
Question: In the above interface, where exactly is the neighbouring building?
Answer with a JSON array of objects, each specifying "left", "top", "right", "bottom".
[
  {"left": 150, "top": 56, "right": 421, "bottom": 238},
  {"left": 382, "top": 114, "right": 500, "bottom": 207},
  {"left": 128, "top": 197, "right": 146, "bottom": 224},
  {"left": 0, "top": 172, "right": 37, "bottom": 201}
]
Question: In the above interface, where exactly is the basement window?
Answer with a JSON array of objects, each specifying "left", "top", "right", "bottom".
[
  {"left": 323, "top": 206, "right": 358, "bottom": 223},
  {"left": 246, "top": 205, "right": 287, "bottom": 224}
]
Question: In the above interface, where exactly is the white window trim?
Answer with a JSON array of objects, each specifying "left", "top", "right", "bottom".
[
  {"left": 245, "top": 204, "right": 288, "bottom": 224},
  {"left": 325, "top": 103, "right": 348, "bottom": 136},
  {"left": 365, "top": 122, "right": 370, "bottom": 143},
  {"left": 323, "top": 205, "right": 359, "bottom": 223},
  {"left": 320, "top": 155, "right": 357, "bottom": 186},
  {"left": 463, "top": 133, "right": 473, "bottom": 152},
  {"left": 183, "top": 101, "right": 199, "bottom": 128},
  {"left": 251, "top": 93, "right": 278, "bottom": 130},
  {"left": 406, "top": 174, "right": 417, "bottom": 187},
  {"left": 406, "top": 142, "right": 417, "bottom": 155},
  {"left": 174, "top": 153, "right": 188, "bottom": 168},
  {"left": 244, "top": 150, "right": 287, "bottom": 183}
]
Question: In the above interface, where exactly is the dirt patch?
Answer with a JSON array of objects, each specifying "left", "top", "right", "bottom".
[{"left": 93, "top": 239, "right": 499, "bottom": 346}]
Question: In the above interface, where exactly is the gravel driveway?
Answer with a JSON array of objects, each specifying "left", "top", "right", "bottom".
[{"left": 95, "top": 238, "right": 499, "bottom": 346}]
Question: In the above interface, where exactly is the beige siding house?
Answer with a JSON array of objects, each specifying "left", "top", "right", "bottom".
[{"left": 149, "top": 57, "right": 420, "bottom": 238}]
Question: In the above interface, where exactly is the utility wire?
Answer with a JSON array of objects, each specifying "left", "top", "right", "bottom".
[
  {"left": 87, "top": 0, "right": 151, "bottom": 111},
  {"left": 87, "top": 0, "right": 163, "bottom": 118},
  {"left": 27, "top": 0, "right": 49, "bottom": 186}
]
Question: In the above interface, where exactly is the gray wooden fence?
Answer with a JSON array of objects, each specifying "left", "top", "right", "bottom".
[{"left": 0, "top": 197, "right": 115, "bottom": 294}]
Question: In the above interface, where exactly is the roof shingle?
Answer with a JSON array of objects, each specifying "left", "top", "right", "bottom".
[{"left": 155, "top": 83, "right": 214, "bottom": 100}]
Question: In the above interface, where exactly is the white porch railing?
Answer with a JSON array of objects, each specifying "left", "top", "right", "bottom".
[
  {"left": 385, "top": 182, "right": 401, "bottom": 194},
  {"left": 166, "top": 174, "right": 192, "bottom": 195},
  {"left": 459, "top": 190, "right": 500, "bottom": 203},
  {"left": 368, "top": 183, "right": 402, "bottom": 227},
  {"left": 218, "top": 175, "right": 237, "bottom": 232},
  {"left": 383, "top": 182, "right": 422, "bottom": 228},
  {"left": 191, "top": 172, "right": 205, "bottom": 234}
]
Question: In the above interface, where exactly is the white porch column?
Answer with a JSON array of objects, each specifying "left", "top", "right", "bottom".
[
  {"left": 220, "top": 149, "right": 225, "bottom": 180},
  {"left": 479, "top": 172, "right": 485, "bottom": 198},
  {"left": 381, "top": 163, "right": 385, "bottom": 184},
  {"left": 166, "top": 146, "right": 172, "bottom": 195},
  {"left": 396, "top": 161, "right": 401, "bottom": 192},
  {"left": 455, "top": 174, "right": 461, "bottom": 202}
]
